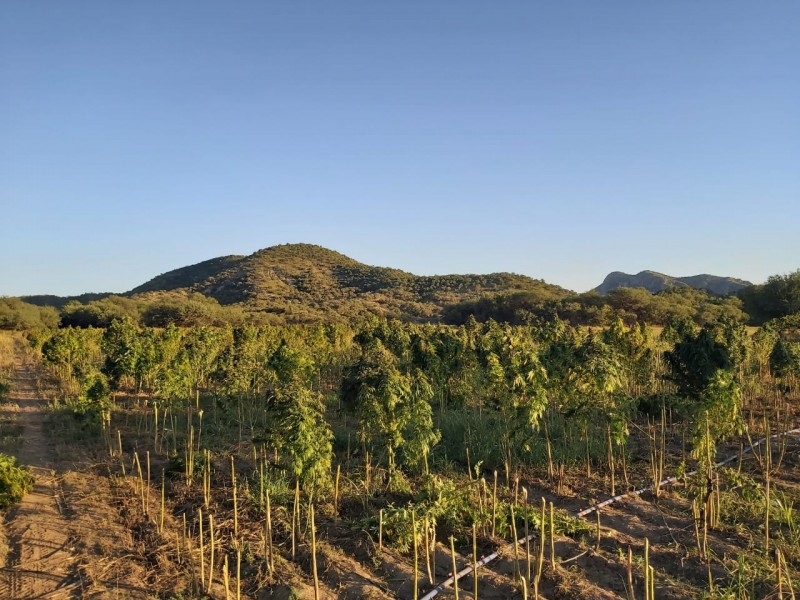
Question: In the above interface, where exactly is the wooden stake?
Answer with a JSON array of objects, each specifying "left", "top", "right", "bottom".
[
  {"left": 511, "top": 504, "right": 520, "bottom": 581},
  {"left": 549, "top": 502, "right": 555, "bottom": 565},
  {"left": 146, "top": 450, "right": 151, "bottom": 516},
  {"left": 523, "top": 488, "right": 531, "bottom": 582},
  {"left": 424, "top": 517, "right": 433, "bottom": 585},
  {"left": 207, "top": 513, "right": 215, "bottom": 593},
  {"left": 644, "top": 538, "right": 650, "bottom": 600},
  {"left": 311, "top": 504, "right": 320, "bottom": 600},
  {"left": 411, "top": 509, "right": 418, "bottom": 600},
  {"left": 199, "top": 508, "right": 205, "bottom": 586},
  {"left": 472, "top": 523, "right": 479, "bottom": 600},
  {"left": 595, "top": 509, "right": 601, "bottom": 552},
  {"left": 378, "top": 509, "right": 384, "bottom": 553},
  {"left": 491, "top": 470, "right": 498, "bottom": 538},
  {"left": 231, "top": 455, "right": 238, "bottom": 538},
  {"left": 450, "top": 535, "right": 459, "bottom": 600},
  {"left": 265, "top": 490, "right": 274, "bottom": 575},
  {"left": 159, "top": 470, "right": 165, "bottom": 533},
  {"left": 223, "top": 554, "right": 230, "bottom": 600},
  {"left": 334, "top": 464, "right": 341, "bottom": 520},
  {"left": 627, "top": 546, "right": 634, "bottom": 600}
]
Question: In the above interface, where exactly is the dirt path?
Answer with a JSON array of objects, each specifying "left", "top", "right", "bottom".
[
  {"left": 0, "top": 361, "right": 150, "bottom": 599},
  {"left": 0, "top": 363, "right": 82, "bottom": 598}
]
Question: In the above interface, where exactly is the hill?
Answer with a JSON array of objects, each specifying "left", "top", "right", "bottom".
[
  {"left": 594, "top": 270, "right": 751, "bottom": 296},
  {"left": 129, "top": 243, "right": 572, "bottom": 322}
]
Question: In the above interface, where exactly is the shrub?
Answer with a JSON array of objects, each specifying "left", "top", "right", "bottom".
[{"left": 0, "top": 453, "right": 34, "bottom": 509}]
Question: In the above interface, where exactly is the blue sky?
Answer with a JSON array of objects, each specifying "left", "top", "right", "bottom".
[{"left": 2, "top": 2, "right": 798, "bottom": 295}]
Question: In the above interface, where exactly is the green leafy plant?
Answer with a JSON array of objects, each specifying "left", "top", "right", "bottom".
[{"left": 0, "top": 453, "right": 33, "bottom": 509}]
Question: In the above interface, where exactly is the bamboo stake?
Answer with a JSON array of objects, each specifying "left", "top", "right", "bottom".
[
  {"left": 311, "top": 504, "right": 320, "bottom": 600},
  {"left": 207, "top": 513, "right": 215, "bottom": 593},
  {"left": 378, "top": 509, "right": 384, "bottom": 553},
  {"left": 472, "top": 523, "right": 479, "bottom": 600},
  {"left": 549, "top": 502, "right": 555, "bottom": 565},
  {"left": 424, "top": 517, "right": 433, "bottom": 585},
  {"left": 449, "top": 536, "right": 459, "bottom": 600},
  {"left": 536, "top": 498, "right": 545, "bottom": 586},
  {"left": 187, "top": 536, "right": 197, "bottom": 594},
  {"left": 159, "top": 470, "right": 165, "bottom": 533},
  {"left": 231, "top": 455, "right": 238, "bottom": 538},
  {"left": 334, "top": 464, "right": 341, "bottom": 520},
  {"left": 627, "top": 546, "right": 634, "bottom": 600},
  {"left": 265, "top": 490, "right": 274, "bottom": 576},
  {"left": 644, "top": 538, "right": 650, "bottom": 600},
  {"left": 595, "top": 509, "right": 601, "bottom": 552},
  {"left": 182, "top": 513, "right": 187, "bottom": 561},
  {"left": 765, "top": 416, "right": 772, "bottom": 555},
  {"left": 607, "top": 425, "right": 615, "bottom": 497},
  {"left": 223, "top": 554, "right": 230, "bottom": 600},
  {"left": 480, "top": 477, "right": 487, "bottom": 534},
  {"left": 134, "top": 451, "right": 145, "bottom": 513},
  {"left": 491, "top": 470, "right": 498, "bottom": 538},
  {"left": 199, "top": 508, "right": 205, "bottom": 587},
  {"left": 203, "top": 450, "right": 211, "bottom": 507},
  {"left": 291, "top": 487, "right": 299, "bottom": 563},
  {"left": 523, "top": 488, "right": 531, "bottom": 582},
  {"left": 412, "top": 510, "right": 418, "bottom": 600},
  {"left": 146, "top": 450, "right": 151, "bottom": 516},
  {"left": 511, "top": 504, "right": 520, "bottom": 581}
]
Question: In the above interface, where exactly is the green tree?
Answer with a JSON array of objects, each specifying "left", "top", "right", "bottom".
[
  {"left": 478, "top": 322, "right": 548, "bottom": 471},
  {"left": 42, "top": 327, "right": 101, "bottom": 395},
  {"left": 269, "top": 383, "right": 333, "bottom": 490},
  {"left": 214, "top": 325, "right": 272, "bottom": 399},
  {"left": 769, "top": 338, "right": 800, "bottom": 391},
  {"left": 349, "top": 338, "right": 441, "bottom": 486},
  {"left": 60, "top": 296, "right": 140, "bottom": 328},
  {"left": 664, "top": 320, "right": 742, "bottom": 457},
  {"left": 352, "top": 340, "right": 410, "bottom": 482},
  {"left": 260, "top": 341, "right": 333, "bottom": 489},
  {"left": 402, "top": 370, "right": 440, "bottom": 475},
  {"left": 101, "top": 318, "right": 140, "bottom": 391},
  {"left": 741, "top": 270, "right": 800, "bottom": 322},
  {"left": 0, "top": 298, "right": 59, "bottom": 330}
]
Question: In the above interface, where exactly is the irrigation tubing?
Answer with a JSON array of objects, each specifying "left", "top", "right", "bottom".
[{"left": 419, "top": 425, "right": 800, "bottom": 600}]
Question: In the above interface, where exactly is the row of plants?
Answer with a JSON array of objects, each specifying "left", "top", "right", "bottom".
[{"left": 32, "top": 313, "right": 800, "bottom": 597}]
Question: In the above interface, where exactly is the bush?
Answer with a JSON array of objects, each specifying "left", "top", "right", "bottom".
[{"left": 0, "top": 453, "right": 34, "bottom": 509}]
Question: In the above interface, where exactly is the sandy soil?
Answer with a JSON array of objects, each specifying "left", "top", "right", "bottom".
[{"left": 0, "top": 358, "right": 150, "bottom": 599}]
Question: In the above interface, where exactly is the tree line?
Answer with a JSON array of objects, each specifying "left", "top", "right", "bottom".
[{"left": 3, "top": 269, "right": 798, "bottom": 331}]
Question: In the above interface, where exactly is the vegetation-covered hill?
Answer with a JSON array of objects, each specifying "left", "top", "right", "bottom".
[
  {"left": 595, "top": 270, "right": 752, "bottom": 295},
  {"left": 4, "top": 245, "right": 798, "bottom": 329},
  {"left": 127, "top": 243, "right": 571, "bottom": 322}
]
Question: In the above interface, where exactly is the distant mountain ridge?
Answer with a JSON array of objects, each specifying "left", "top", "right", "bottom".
[
  {"left": 594, "top": 270, "right": 752, "bottom": 295},
  {"left": 18, "top": 246, "right": 758, "bottom": 324},
  {"left": 128, "top": 243, "right": 571, "bottom": 321}
]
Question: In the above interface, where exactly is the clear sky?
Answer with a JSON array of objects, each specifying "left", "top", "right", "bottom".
[{"left": 2, "top": 1, "right": 798, "bottom": 296}]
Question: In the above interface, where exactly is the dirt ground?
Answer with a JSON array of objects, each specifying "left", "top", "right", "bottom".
[{"left": 0, "top": 348, "right": 151, "bottom": 599}]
